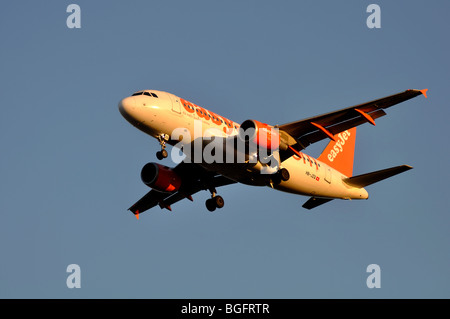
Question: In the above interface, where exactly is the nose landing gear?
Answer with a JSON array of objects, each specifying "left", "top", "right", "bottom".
[
  {"left": 156, "top": 149, "right": 168, "bottom": 160},
  {"left": 156, "top": 134, "right": 170, "bottom": 160}
]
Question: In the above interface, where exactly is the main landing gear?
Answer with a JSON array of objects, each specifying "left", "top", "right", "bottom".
[
  {"left": 156, "top": 134, "right": 169, "bottom": 160},
  {"left": 271, "top": 168, "right": 290, "bottom": 185},
  {"left": 205, "top": 187, "right": 224, "bottom": 212}
]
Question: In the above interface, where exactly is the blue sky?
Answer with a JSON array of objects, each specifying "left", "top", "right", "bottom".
[{"left": 1, "top": 0, "right": 449, "bottom": 298}]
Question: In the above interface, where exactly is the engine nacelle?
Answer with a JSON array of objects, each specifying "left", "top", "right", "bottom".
[
  {"left": 141, "top": 163, "right": 182, "bottom": 193},
  {"left": 238, "top": 119, "right": 288, "bottom": 151}
]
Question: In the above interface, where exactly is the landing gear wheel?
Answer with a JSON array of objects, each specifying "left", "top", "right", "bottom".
[
  {"left": 205, "top": 195, "right": 224, "bottom": 211},
  {"left": 214, "top": 196, "right": 224, "bottom": 209},
  {"left": 271, "top": 168, "right": 290, "bottom": 186},
  {"left": 279, "top": 168, "right": 290, "bottom": 181},
  {"left": 205, "top": 198, "right": 216, "bottom": 212},
  {"left": 156, "top": 149, "right": 168, "bottom": 160},
  {"left": 272, "top": 175, "right": 282, "bottom": 185}
]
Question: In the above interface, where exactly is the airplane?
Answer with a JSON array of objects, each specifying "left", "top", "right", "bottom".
[{"left": 118, "top": 88, "right": 427, "bottom": 219}]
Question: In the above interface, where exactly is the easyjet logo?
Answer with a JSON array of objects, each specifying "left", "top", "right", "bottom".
[
  {"left": 180, "top": 97, "right": 236, "bottom": 134},
  {"left": 327, "top": 130, "right": 351, "bottom": 162}
]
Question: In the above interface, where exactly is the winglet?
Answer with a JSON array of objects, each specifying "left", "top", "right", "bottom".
[
  {"left": 420, "top": 88, "right": 428, "bottom": 98},
  {"left": 135, "top": 210, "right": 140, "bottom": 220}
]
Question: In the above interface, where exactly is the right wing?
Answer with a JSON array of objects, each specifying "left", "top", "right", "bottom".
[
  {"left": 278, "top": 89, "right": 427, "bottom": 150},
  {"left": 128, "top": 162, "right": 236, "bottom": 218}
]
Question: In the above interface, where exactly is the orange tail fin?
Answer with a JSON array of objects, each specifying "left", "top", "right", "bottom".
[{"left": 317, "top": 127, "right": 357, "bottom": 177}]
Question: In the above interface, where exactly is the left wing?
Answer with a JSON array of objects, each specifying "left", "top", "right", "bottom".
[
  {"left": 278, "top": 89, "right": 427, "bottom": 150},
  {"left": 128, "top": 162, "right": 236, "bottom": 219}
]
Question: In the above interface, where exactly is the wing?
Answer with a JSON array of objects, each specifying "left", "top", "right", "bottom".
[
  {"left": 278, "top": 89, "right": 427, "bottom": 150},
  {"left": 128, "top": 162, "right": 236, "bottom": 219}
]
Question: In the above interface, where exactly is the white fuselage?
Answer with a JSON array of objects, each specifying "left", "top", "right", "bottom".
[{"left": 119, "top": 90, "right": 368, "bottom": 200}]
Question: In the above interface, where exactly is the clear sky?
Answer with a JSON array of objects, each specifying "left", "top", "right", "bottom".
[{"left": 1, "top": 0, "right": 449, "bottom": 298}]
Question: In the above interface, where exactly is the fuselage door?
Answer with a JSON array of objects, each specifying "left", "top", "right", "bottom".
[
  {"left": 169, "top": 94, "right": 181, "bottom": 114},
  {"left": 325, "top": 167, "right": 332, "bottom": 184}
]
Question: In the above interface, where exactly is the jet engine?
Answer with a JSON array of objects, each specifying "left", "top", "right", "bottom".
[
  {"left": 141, "top": 162, "right": 182, "bottom": 193},
  {"left": 238, "top": 119, "right": 289, "bottom": 151}
]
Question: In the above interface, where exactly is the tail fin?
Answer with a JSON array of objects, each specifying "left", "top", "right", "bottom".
[
  {"left": 317, "top": 127, "right": 357, "bottom": 177},
  {"left": 343, "top": 165, "right": 413, "bottom": 188}
]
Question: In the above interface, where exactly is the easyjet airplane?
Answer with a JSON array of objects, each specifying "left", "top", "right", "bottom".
[{"left": 119, "top": 88, "right": 427, "bottom": 219}]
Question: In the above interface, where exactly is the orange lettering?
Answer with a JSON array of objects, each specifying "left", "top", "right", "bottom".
[{"left": 180, "top": 98, "right": 195, "bottom": 113}]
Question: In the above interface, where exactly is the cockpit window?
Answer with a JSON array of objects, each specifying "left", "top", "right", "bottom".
[{"left": 131, "top": 91, "right": 158, "bottom": 98}]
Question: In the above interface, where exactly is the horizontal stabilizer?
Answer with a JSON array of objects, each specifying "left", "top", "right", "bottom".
[
  {"left": 343, "top": 165, "right": 413, "bottom": 188},
  {"left": 302, "top": 197, "right": 333, "bottom": 210}
]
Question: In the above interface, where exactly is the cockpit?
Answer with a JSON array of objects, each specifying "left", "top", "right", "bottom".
[{"left": 131, "top": 91, "right": 159, "bottom": 98}]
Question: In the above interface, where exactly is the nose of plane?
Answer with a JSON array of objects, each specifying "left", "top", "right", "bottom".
[{"left": 118, "top": 96, "right": 137, "bottom": 118}]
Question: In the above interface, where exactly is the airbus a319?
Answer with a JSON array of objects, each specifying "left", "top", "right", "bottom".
[{"left": 118, "top": 88, "right": 427, "bottom": 219}]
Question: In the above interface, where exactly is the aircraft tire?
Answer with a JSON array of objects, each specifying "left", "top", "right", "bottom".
[
  {"left": 280, "top": 168, "right": 290, "bottom": 181},
  {"left": 214, "top": 196, "right": 224, "bottom": 209},
  {"left": 206, "top": 198, "right": 216, "bottom": 212}
]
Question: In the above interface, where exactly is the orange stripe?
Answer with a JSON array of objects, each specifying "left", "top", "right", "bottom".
[{"left": 306, "top": 154, "right": 313, "bottom": 167}]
